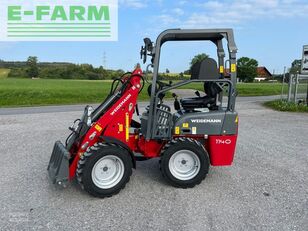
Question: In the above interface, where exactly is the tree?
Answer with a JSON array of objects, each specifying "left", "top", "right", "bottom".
[
  {"left": 26, "top": 56, "right": 39, "bottom": 78},
  {"left": 86, "top": 72, "right": 100, "bottom": 80},
  {"left": 189, "top": 53, "right": 209, "bottom": 72},
  {"left": 237, "top": 57, "right": 258, "bottom": 82},
  {"left": 289, "top": 59, "right": 301, "bottom": 74},
  {"left": 166, "top": 68, "right": 170, "bottom": 73},
  {"left": 183, "top": 69, "right": 190, "bottom": 75}
]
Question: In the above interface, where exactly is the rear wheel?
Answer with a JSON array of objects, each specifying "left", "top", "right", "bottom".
[
  {"left": 160, "top": 138, "right": 209, "bottom": 188},
  {"left": 76, "top": 142, "right": 133, "bottom": 198}
]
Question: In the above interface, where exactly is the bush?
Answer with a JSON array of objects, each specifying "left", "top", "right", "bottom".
[
  {"left": 158, "top": 73, "right": 190, "bottom": 81},
  {"left": 86, "top": 72, "right": 101, "bottom": 80},
  {"left": 8, "top": 68, "right": 27, "bottom": 78}
]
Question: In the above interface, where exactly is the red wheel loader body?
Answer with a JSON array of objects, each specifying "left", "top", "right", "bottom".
[{"left": 48, "top": 29, "right": 238, "bottom": 197}]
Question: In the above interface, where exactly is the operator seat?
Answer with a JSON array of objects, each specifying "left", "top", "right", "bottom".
[{"left": 180, "top": 58, "right": 222, "bottom": 111}]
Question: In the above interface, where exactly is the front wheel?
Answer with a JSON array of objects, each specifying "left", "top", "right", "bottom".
[
  {"left": 160, "top": 138, "right": 209, "bottom": 188},
  {"left": 76, "top": 142, "right": 133, "bottom": 198}
]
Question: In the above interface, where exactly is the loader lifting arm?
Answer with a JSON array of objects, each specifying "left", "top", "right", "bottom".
[{"left": 48, "top": 71, "right": 144, "bottom": 186}]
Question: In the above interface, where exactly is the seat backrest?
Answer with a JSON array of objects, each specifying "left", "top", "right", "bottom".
[
  {"left": 191, "top": 58, "right": 219, "bottom": 80},
  {"left": 204, "top": 82, "right": 222, "bottom": 98},
  {"left": 190, "top": 58, "right": 221, "bottom": 98}
]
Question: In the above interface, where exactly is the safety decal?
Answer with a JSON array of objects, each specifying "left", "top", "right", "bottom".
[
  {"left": 231, "top": 64, "right": 236, "bottom": 72},
  {"left": 94, "top": 124, "right": 102, "bottom": 132},
  {"left": 125, "top": 113, "right": 129, "bottom": 141},
  {"left": 219, "top": 66, "right": 224, "bottom": 73}
]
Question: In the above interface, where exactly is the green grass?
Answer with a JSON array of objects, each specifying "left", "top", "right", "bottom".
[
  {"left": 0, "top": 78, "right": 152, "bottom": 107},
  {"left": 0, "top": 78, "right": 288, "bottom": 107},
  {"left": 179, "top": 82, "right": 284, "bottom": 96},
  {"left": 237, "top": 83, "right": 283, "bottom": 96},
  {"left": 264, "top": 100, "right": 308, "bottom": 113},
  {"left": 0, "top": 68, "right": 10, "bottom": 79}
]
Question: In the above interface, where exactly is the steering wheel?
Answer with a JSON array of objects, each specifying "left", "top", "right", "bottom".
[
  {"left": 147, "top": 80, "right": 172, "bottom": 100},
  {"left": 157, "top": 80, "right": 172, "bottom": 88}
]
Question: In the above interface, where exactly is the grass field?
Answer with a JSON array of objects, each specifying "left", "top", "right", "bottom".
[
  {"left": 0, "top": 78, "right": 285, "bottom": 107},
  {"left": 0, "top": 68, "right": 10, "bottom": 79},
  {"left": 182, "top": 82, "right": 287, "bottom": 96}
]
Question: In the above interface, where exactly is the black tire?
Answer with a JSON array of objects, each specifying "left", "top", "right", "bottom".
[
  {"left": 160, "top": 138, "right": 209, "bottom": 188},
  {"left": 76, "top": 142, "right": 133, "bottom": 198}
]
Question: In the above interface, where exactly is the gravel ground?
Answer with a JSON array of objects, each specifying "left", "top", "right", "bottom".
[{"left": 0, "top": 100, "right": 307, "bottom": 231}]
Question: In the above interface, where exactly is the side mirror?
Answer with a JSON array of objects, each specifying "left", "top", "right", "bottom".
[
  {"left": 195, "top": 91, "right": 201, "bottom": 97},
  {"left": 143, "top": 38, "right": 153, "bottom": 52},
  {"left": 140, "top": 38, "right": 153, "bottom": 64}
]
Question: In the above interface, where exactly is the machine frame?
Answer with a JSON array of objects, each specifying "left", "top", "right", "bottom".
[{"left": 144, "top": 29, "right": 238, "bottom": 140}]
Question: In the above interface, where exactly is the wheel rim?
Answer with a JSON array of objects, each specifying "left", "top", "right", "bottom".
[
  {"left": 168, "top": 150, "right": 201, "bottom": 181},
  {"left": 91, "top": 155, "right": 124, "bottom": 189}
]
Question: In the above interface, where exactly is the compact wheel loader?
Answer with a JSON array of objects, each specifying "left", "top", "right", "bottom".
[{"left": 48, "top": 29, "right": 239, "bottom": 198}]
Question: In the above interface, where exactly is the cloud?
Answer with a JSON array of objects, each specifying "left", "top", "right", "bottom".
[
  {"left": 178, "top": 1, "right": 188, "bottom": 5},
  {"left": 172, "top": 8, "right": 184, "bottom": 16},
  {"left": 201, "top": 1, "right": 224, "bottom": 9},
  {"left": 183, "top": 0, "right": 308, "bottom": 28},
  {"left": 157, "top": 14, "right": 180, "bottom": 26},
  {"left": 156, "top": 0, "right": 164, "bottom": 5},
  {"left": 119, "top": 0, "right": 147, "bottom": 9},
  {"left": 152, "top": 0, "right": 308, "bottom": 29}
]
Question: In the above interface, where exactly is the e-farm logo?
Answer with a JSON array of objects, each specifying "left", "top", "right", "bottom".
[{"left": 0, "top": 0, "right": 118, "bottom": 41}]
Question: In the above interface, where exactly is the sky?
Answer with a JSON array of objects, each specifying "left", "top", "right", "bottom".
[{"left": 0, "top": 0, "right": 308, "bottom": 74}]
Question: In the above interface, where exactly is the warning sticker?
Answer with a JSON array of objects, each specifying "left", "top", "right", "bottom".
[
  {"left": 219, "top": 66, "right": 224, "bottom": 73},
  {"left": 94, "top": 124, "right": 102, "bottom": 132},
  {"left": 182, "top": 123, "right": 189, "bottom": 128},
  {"left": 192, "top": 127, "right": 197, "bottom": 134},
  {"left": 231, "top": 64, "right": 236, "bottom": 72}
]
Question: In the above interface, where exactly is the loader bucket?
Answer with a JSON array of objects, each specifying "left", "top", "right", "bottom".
[{"left": 47, "top": 141, "right": 70, "bottom": 187}]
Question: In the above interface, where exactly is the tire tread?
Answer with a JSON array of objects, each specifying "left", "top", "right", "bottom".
[
  {"left": 76, "top": 142, "right": 132, "bottom": 198},
  {"left": 160, "top": 137, "right": 209, "bottom": 188}
]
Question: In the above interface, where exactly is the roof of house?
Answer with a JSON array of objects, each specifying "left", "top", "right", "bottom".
[
  {"left": 223, "top": 66, "right": 272, "bottom": 78},
  {"left": 257, "top": 67, "right": 272, "bottom": 77}
]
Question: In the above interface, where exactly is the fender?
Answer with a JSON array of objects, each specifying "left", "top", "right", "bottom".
[
  {"left": 99, "top": 136, "right": 136, "bottom": 168},
  {"left": 68, "top": 136, "right": 136, "bottom": 180}
]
